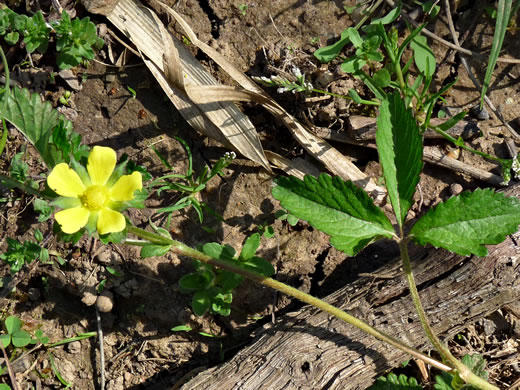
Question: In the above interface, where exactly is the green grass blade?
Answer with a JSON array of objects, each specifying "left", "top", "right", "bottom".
[{"left": 480, "top": 0, "right": 513, "bottom": 109}]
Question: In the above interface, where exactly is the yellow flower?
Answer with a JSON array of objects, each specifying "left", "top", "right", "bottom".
[{"left": 47, "top": 146, "right": 142, "bottom": 235}]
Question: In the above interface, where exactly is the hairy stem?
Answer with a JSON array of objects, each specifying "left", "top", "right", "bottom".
[
  {"left": 399, "top": 238, "right": 499, "bottom": 390},
  {"left": 126, "top": 225, "right": 451, "bottom": 372},
  {"left": 0, "top": 173, "right": 49, "bottom": 198}
]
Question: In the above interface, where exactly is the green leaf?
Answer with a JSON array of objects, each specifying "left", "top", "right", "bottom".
[
  {"left": 433, "top": 372, "right": 453, "bottom": 390},
  {"left": 341, "top": 56, "right": 367, "bottom": 73},
  {"left": 410, "top": 35, "right": 436, "bottom": 78},
  {"left": 4, "top": 315, "right": 22, "bottom": 334},
  {"left": 2, "top": 88, "right": 62, "bottom": 168},
  {"left": 33, "top": 198, "right": 54, "bottom": 222},
  {"left": 179, "top": 270, "right": 214, "bottom": 291},
  {"left": 434, "top": 110, "right": 467, "bottom": 132},
  {"left": 192, "top": 291, "right": 210, "bottom": 316},
  {"left": 201, "top": 243, "right": 236, "bottom": 261},
  {"left": 368, "top": 372, "right": 421, "bottom": 389},
  {"left": 4, "top": 31, "right": 19, "bottom": 45},
  {"left": 314, "top": 28, "right": 350, "bottom": 63},
  {"left": 11, "top": 329, "right": 31, "bottom": 348},
  {"left": 376, "top": 91, "right": 423, "bottom": 226},
  {"left": 171, "top": 325, "right": 192, "bottom": 332},
  {"left": 243, "top": 256, "right": 275, "bottom": 277},
  {"left": 240, "top": 233, "right": 260, "bottom": 261},
  {"left": 140, "top": 244, "right": 171, "bottom": 258},
  {"left": 272, "top": 174, "right": 394, "bottom": 256},
  {"left": 346, "top": 27, "right": 363, "bottom": 48},
  {"left": 411, "top": 188, "right": 520, "bottom": 256},
  {"left": 372, "top": 68, "right": 391, "bottom": 88},
  {"left": 0, "top": 334, "right": 11, "bottom": 348},
  {"left": 370, "top": 3, "right": 402, "bottom": 25},
  {"left": 480, "top": 0, "right": 513, "bottom": 109}
]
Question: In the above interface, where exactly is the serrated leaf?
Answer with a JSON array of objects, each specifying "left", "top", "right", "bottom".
[
  {"left": 410, "top": 189, "right": 520, "bottom": 256},
  {"left": 368, "top": 372, "right": 421, "bottom": 389},
  {"left": 433, "top": 372, "right": 454, "bottom": 390},
  {"left": 376, "top": 91, "right": 423, "bottom": 226},
  {"left": 272, "top": 174, "right": 394, "bottom": 256},
  {"left": 2, "top": 88, "right": 61, "bottom": 168}
]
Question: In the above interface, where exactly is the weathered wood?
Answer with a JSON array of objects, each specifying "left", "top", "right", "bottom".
[{"left": 180, "top": 185, "right": 520, "bottom": 390}]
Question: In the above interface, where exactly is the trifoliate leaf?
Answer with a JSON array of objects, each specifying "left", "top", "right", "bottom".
[
  {"left": 376, "top": 91, "right": 423, "bottom": 226},
  {"left": 410, "top": 188, "right": 520, "bottom": 256},
  {"left": 272, "top": 174, "right": 394, "bottom": 256}
]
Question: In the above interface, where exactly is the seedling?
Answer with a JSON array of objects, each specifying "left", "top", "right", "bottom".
[
  {"left": 149, "top": 138, "right": 234, "bottom": 223},
  {"left": 179, "top": 233, "right": 274, "bottom": 316},
  {"left": 237, "top": 4, "right": 248, "bottom": 16},
  {"left": 58, "top": 90, "right": 71, "bottom": 106},
  {"left": 0, "top": 7, "right": 104, "bottom": 70},
  {"left": 0, "top": 316, "right": 33, "bottom": 348}
]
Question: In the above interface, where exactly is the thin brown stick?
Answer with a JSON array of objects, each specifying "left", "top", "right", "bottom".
[{"left": 0, "top": 342, "right": 20, "bottom": 390}]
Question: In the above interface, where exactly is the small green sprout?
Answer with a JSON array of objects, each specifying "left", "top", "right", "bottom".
[
  {"left": 237, "top": 4, "right": 248, "bottom": 16},
  {"left": 58, "top": 90, "right": 71, "bottom": 105}
]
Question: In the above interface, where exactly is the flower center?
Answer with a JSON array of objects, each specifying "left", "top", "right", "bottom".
[{"left": 80, "top": 185, "right": 110, "bottom": 211}]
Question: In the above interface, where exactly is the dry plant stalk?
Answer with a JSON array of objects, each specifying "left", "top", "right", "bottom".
[{"left": 105, "top": 0, "right": 385, "bottom": 198}]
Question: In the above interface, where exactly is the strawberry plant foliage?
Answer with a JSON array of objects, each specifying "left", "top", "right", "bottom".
[
  {"left": 410, "top": 188, "right": 520, "bottom": 256},
  {"left": 272, "top": 174, "right": 394, "bottom": 256}
]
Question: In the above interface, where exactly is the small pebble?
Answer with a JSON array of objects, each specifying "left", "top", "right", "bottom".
[
  {"left": 67, "top": 340, "right": 81, "bottom": 354},
  {"left": 470, "top": 105, "right": 490, "bottom": 120},
  {"left": 82, "top": 292, "right": 97, "bottom": 307},
  {"left": 96, "top": 291, "right": 114, "bottom": 313},
  {"left": 450, "top": 183, "right": 463, "bottom": 196}
]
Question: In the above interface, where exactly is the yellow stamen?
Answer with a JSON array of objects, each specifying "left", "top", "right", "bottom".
[{"left": 81, "top": 185, "right": 110, "bottom": 211}]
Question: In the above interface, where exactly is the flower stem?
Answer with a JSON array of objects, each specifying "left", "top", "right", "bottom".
[
  {"left": 399, "top": 238, "right": 499, "bottom": 390},
  {"left": 0, "top": 173, "right": 49, "bottom": 199},
  {"left": 126, "top": 225, "right": 451, "bottom": 372}
]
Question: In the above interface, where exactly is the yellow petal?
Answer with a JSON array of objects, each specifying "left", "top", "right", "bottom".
[
  {"left": 110, "top": 171, "right": 143, "bottom": 201},
  {"left": 47, "top": 163, "right": 86, "bottom": 198},
  {"left": 55, "top": 207, "right": 90, "bottom": 234},
  {"left": 97, "top": 208, "right": 126, "bottom": 235},
  {"left": 87, "top": 146, "right": 116, "bottom": 186}
]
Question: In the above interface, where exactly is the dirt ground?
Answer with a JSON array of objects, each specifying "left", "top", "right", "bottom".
[{"left": 1, "top": 0, "right": 520, "bottom": 389}]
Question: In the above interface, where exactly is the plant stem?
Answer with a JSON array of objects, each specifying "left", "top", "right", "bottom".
[
  {"left": 430, "top": 125, "right": 509, "bottom": 165},
  {"left": 126, "top": 225, "right": 451, "bottom": 372},
  {"left": 399, "top": 238, "right": 499, "bottom": 390},
  {"left": 0, "top": 173, "right": 49, "bottom": 198}
]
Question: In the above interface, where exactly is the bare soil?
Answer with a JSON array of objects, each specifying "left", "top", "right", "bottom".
[{"left": 0, "top": 1, "right": 519, "bottom": 389}]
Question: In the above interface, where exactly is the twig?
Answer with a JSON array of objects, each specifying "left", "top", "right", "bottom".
[
  {"left": 0, "top": 342, "right": 20, "bottom": 390},
  {"left": 443, "top": 0, "right": 520, "bottom": 139},
  {"left": 307, "top": 124, "right": 505, "bottom": 186},
  {"left": 95, "top": 307, "right": 105, "bottom": 390},
  {"left": 384, "top": 0, "right": 520, "bottom": 64}
]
